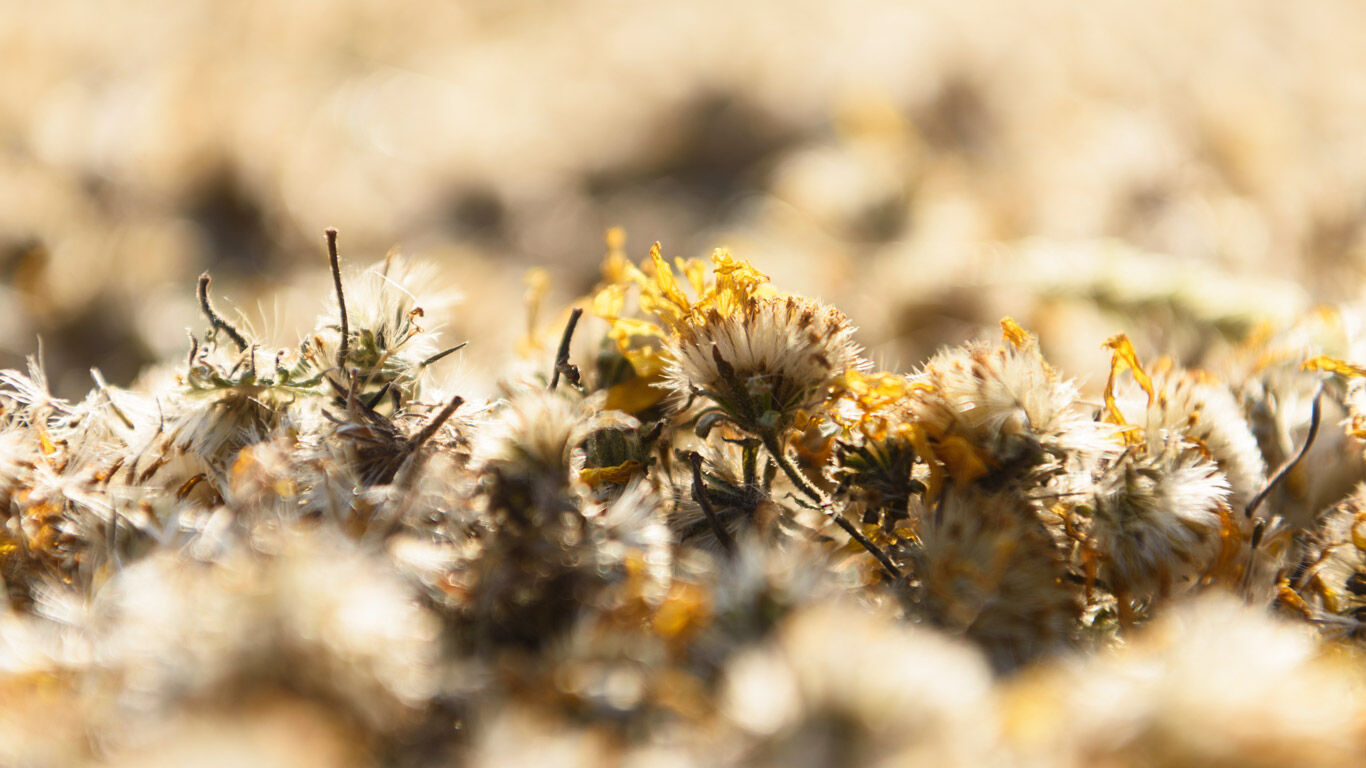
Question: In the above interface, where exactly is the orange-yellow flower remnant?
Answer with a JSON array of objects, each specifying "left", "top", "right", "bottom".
[
  {"left": 1102, "top": 333, "right": 1154, "bottom": 445},
  {"left": 597, "top": 241, "right": 861, "bottom": 437}
]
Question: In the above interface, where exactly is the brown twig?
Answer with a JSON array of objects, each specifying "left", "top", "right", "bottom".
[
  {"left": 761, "top": 431, "right": 903, "bottom": 582},
  {"left": 325, "top": 228, "right": 350, "bottom": 370},
  {"left": 690, "top": 451, "right": 736, "bottom": 555},
  {"left": 196, "top": 273, "right": 248, "bottom": 351},
  {"left": 549, "top": 307, "right": 584, "bottom": 390}
]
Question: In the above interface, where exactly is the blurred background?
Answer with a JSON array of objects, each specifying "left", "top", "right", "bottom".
[{"left": 5, "top": 0, "right": 1366, "bottom": 397}]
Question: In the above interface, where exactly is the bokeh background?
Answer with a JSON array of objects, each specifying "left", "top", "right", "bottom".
[{"left": 6, "top": 0, "right": 1366, "bottom": 395}]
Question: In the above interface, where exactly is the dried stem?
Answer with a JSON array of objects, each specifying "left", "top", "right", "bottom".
[
  {"left": 549, "top": 307, "right": 584, "bottom": 390},
  {"left": 325, "top": 228, "right": 350, "bottom": 370},
  {"left": 410, "top": 395, "right": 464, "bottom": 450},
  {"left": 196, "top": 273, "right": 248, "bottom": 351},
  {"left": 689, "top": 451, "right": 736, "bottom": 555},
  {"left": 420, "top": 342, "right": 467, "bottom": 368},
  {"left": 761, "top": 431, "right": 902, "bottom": 581},
  {"left": 1245, "top": 380, "right": 1325, "bottom": 520}
]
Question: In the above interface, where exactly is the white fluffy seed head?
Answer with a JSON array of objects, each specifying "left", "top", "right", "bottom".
[
  {"left": 909, "top": 488, "right": 1080, "bottom": 669},
  {"left": 664, "top": 295, "right": 864, "bottom": 432},
  {"left": 1087, "top": 445, "right": 1232, "bottom": 602},
  {"left": 909, "top": 341, "right": 1116, "bottom": 480},
  {"left": 1110, "top": 369, "right": 1267, "bottom": 509}
]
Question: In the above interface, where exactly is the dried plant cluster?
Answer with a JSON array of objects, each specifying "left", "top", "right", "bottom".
[{"left": 5, "top": 229, "right": 1366, "bottom": 768}]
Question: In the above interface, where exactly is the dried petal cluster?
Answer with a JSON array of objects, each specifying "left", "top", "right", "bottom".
[{"left": 3, "top": 233, "right": 1366, "bottom": 766}]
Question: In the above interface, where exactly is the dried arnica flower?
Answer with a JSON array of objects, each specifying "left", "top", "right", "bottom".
[
  {"left": 307, "top": 234, "right": 460, "bottom": 408},
  {"left": 1284, "top": 484, "right": 1366, "bottom": 638},
  {"left": 1081, "top": 442, "right": 1233, "bottom": 615},
  {"left": 668, "top": 293, "right": 863, "bottom": 436},
  {"left": 598, "top": 244, "right": 863, "bottom": 437},
  {"left": 906, "top": 487, "right": 1079, "bottom": 669},
  {"left": 1014, "top": 595, "right": 1366, "bottom": 768},
  {"left": 906, "top": 319, "right": 1110, "bottom": 493},
  {"left": 177, "top": 274, "right": 324, "bottom": 469}
]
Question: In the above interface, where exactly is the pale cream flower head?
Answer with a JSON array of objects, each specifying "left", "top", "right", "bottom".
[{"left": 665, "top": 293, "right": 864, "bottom": 435}]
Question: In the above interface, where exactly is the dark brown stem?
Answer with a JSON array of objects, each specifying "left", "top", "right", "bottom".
[
  {"left": 761, "top": 431, "right": 902, "bottom": 581},
  {"left": 196, "top": 273, "right": 248, "bottom": 351},
  {"left": 690, "top": 451, "right": 736, "bottom": 555},
  {"left": 549, "top": 307, "right": 584, "bottom": 390},
  {"left": 1245, "top": 381, "right": 1325, "bottom": 520},
  {"left": 325, "top": 228, "right": 349, "bottom": 370},
  {"left": 420, "top": 342, "right": 467, "bottom": 368},
  {"left": 410, "top": 396, "right": 464, "bottom": 449}
]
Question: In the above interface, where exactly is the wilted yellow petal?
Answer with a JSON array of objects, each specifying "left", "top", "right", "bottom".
[
  {"left": 592, "top": 283, "right": 627, "bottom": 322},
  {"left": 1102, "top": 333, "right": 1154, "bottom": 430},
  {"left": 936, "top": 435, "right": 992, "bottom": 490},
  {"left": 652, "top": 582, "right": 711, "bottom": 640},
  {"left": 1301, "top": 355, "right": 1366, "bottom": 377},
  {"left": 1352, "top": 515, "right": 1366, "bottom": 553},
  {"left": 605, "top": 375, "right": 668, "bottom": 412},
  {"left": 601, "top": 227, "right": 630, "bottom": 284},
  {"left": 906, "top": 423, "right": 944, "bottom": 501},
  {"left": 579, "top": 460, "right": 645, "bottom": 488},
  {"left": 643, "top": 242, "right": 692, "bottom": 322},
  {"left": 1349, "top": 413, "right": 1366, "bottom": 439},
  {"left": 625, "top": 349, "right": 666, "bottom": 378},
  {"left": 1000, "top": 316, "right": 1035, "bottom": 350},
  {"left": 710, "top": 249, "right": 770, "bottom": 315},
  {"left": 682, "top": 257, "right": 708, "bottom": 297}
]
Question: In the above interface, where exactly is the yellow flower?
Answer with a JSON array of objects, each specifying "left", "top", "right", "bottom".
[{"left": 592, "top": 241, "right": 854, "bottom": 433}]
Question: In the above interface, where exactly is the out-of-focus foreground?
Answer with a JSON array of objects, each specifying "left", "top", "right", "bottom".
[{"left": 8, "top": 1, "right": 1366, "bottom": 766}]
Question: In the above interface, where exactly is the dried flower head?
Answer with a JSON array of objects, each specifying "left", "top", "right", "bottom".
[
  {"left": 597, "top": 244, "right": 863, "bottom": 437},
  {"left": 1283, "top": 484, "right": 1366, "bottom": 638},
  {"left": 907, "top": 320, "right": 1112, "bottom": 493},
  {"left": 1081, "top": 443, "right": 1234, "bottom": 614},
  {"left": 906, "top": 487, "right": 1080, "bottom": 668},
  {"left": 1009, "top": 594, "right": 1366, "bottom": 768},
  {"left": 719, "top": 601, "right": 1001, "bottom": 766},
  {"left": 665, "top": 291, "right": 864, "bottom": 436},
  {"left": 307, "top": 241, "right": 460, "bottom": 407}
]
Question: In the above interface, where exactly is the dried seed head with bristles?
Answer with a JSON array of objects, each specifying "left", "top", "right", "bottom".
[
  {"left": 1080, "top": 443, "right": 1233, "bottom": 615},
  {"left": 1283, "top": 484, "right": 1366, "bottom": 639},
  {"left": 906, "top": 320, "right": 1114, "bottom": 493},
  {"left": 307, "top": 232, "right": 461, "bottom": 408},
  {"left": 87, "top": 528, "right": 442, "bottom": 739},
  {"left": 1109, "top": 364, "right": 1267, "bottom": 509},
  {"left": 719, "top": 601, "right": 1002, "bottom": 766},
  {"left": 905, "top": 487, "right": 1081, "bottom": 669},
  {"left": 664, "top": 291, "right": 865, "bottom": 437},
  {"left": 177, "top": 275, "right": 326, "bottom": 472},
  {"left": 598, "top": 244, "right": 864, "bottom": 437},
  {"left": 1012, "top": 594, "right": 1366, "bottom": 768}
]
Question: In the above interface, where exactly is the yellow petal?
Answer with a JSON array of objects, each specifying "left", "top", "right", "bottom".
[
  {"left": 580, "top": 460, "right": 645, "bottom": 489},
  {"left": 601, "top": 227, "right": 629, "bottom": 284},
  {"left": 622, "top": 345, "right": 667, "bottom": 377},
  {"left": 1000, "top": 316, "right": 1035, "bottom": 350},
  {"left": 682, "top": 258, "right": 708, "bottom": 297},
  {"left": 936, "top": 435, "right": 993, "bottom": 490},
  {"left": 1301, "top": 355, "right": 1366, "bottom": 377},
  {"left": 592, "top": 283, "right": 627, "bottom": 322},
  {"left": 1102, "top": 333, "right": 1154, "bottom": 430},
  {"left": 605, "top": 375, "right": 669, "bottom": 412}
]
